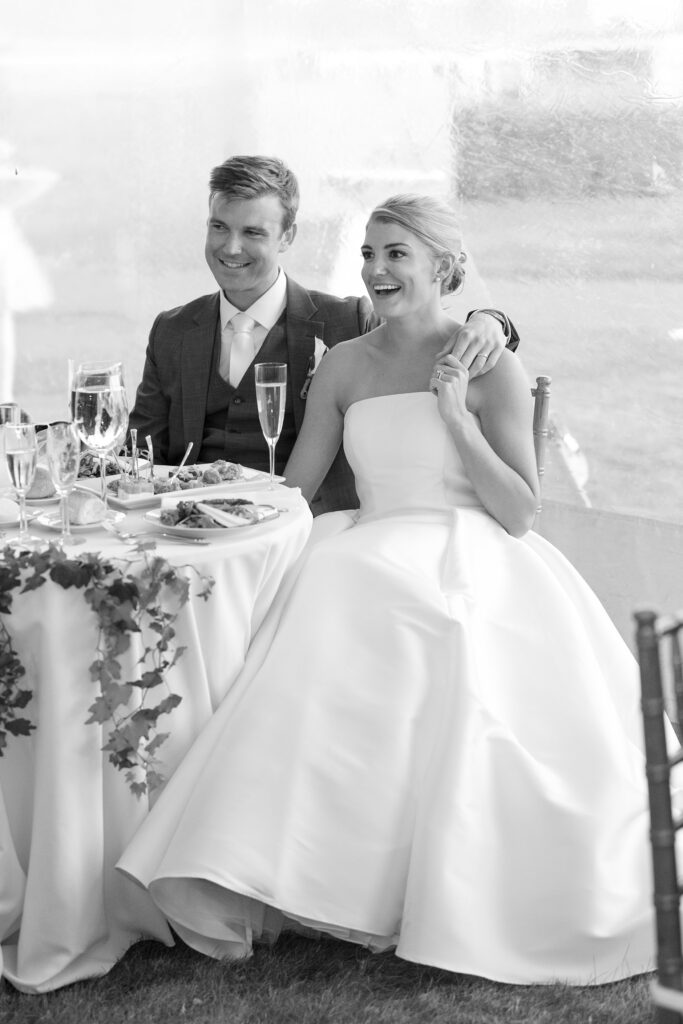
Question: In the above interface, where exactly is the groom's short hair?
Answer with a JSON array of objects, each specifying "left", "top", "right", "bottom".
[{"left": 208, "top": 155, "right": 300, "bottom": 232}]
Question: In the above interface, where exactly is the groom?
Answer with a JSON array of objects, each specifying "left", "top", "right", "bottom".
[{"left": 129, "top": 155, "right": 519, "bottom": 514}]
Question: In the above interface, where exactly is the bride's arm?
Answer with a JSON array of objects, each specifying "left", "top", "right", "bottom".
[
  {"left": 435, "top": 349, "right": 540, "bottom": 537},
  {"left": 283, "top": 345, "right": 349, "bottom": 503}
]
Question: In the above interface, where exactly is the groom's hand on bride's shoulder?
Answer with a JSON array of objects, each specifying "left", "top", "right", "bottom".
[{"left": 440, "top": 309, "right": 519, "bottom": 379}]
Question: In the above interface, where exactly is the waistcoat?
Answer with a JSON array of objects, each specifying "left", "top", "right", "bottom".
[{"left": 199, "top": 313, "right": 297, "bottom": 474}]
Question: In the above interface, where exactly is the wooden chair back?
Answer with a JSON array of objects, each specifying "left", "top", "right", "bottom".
[
  {"left": 531, "top": 375, "right": 551, "bottom": 520},
  {"left": 635, "top": 608, "right": 683, "bottom": 1024}
]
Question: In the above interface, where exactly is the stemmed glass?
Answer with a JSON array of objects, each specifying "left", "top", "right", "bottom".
[
  {"left": 72, "top": 361, "right": 128, "bottom": 513},
  {"left": 47, "top": 421, "right": 84, "bottom": 547},
  {"left": 0, "top": 404, "right": 20, "bottom": 496},
  {"left": 3, "top": 423, "right": 39, "bottom": 548},
  {"left": 255, "top": 362, "right": 287, "bottom": 489}
]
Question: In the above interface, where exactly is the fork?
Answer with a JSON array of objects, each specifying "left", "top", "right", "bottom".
[{"left": 102, "top": 522, "right": 210, "bottom": 546}]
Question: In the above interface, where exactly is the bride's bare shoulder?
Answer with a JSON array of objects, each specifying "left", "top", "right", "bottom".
[{"left": 326, "top": 327, "right": 383, "bottom": 367}]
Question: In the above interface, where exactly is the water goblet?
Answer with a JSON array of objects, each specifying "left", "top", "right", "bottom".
[
  {"left": 0, "top": 403, "right": 20, "bottom": 427},
  {"left": 47, "top": 421, "right": 84, "bottom": 547},
  {"left": 3, "top": 422, "right": 40, "bottom": 548},
  {"left": 0, "top": 404, "right": 21, "bottom": 495},
  {"left": 255, "top": 362, "right": 287, "bottom": 489},
  {"left": 73, "top": 361, "right": 128, "bottom": 512}
]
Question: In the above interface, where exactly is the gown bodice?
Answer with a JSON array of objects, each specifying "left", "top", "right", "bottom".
[{"left": 344, "top": 392, "right": 484, "bottom": 519}]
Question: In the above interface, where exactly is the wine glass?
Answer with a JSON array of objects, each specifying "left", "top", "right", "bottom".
[
  {"left": 47, "top": 421, "right": 84, "bottom": 547},
  {"left": 3, "top": 422, "right": 40, "bottom": 548},
  {"left": 72, "top": 361, "right": 128, "bottom": 512},
  {"left": 255, "top": 362, "right": 287, "bottom": 489},
  {"left": 67, "top": 358, "right": 76, "bottom": 419},
  {"left": 0, "top": 403, "right": 20, "bottom": 427},
  {"left": 0, "top": 404, "right": 21, "bottom": 495}
]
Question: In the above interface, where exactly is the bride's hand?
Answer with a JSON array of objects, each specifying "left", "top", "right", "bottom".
[{"left": 430, "top": 355, "right": 470, "bottom": 425}]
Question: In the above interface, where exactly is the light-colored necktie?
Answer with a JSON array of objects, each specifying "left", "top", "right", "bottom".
[{"left": 221, "top": 312, "right": 256, "bottom": 386}]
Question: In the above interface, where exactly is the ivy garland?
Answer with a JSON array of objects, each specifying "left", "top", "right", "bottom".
[{"left": 0, "top": 540, "right": 214, "bottom": 796}]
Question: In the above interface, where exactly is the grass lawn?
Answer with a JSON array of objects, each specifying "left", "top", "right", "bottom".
[{"left": 0, "top": 934, "right": 658, "bottom": 1024}]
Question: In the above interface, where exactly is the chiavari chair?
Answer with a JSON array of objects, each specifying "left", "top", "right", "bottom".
[{"left": 635, "top": 609, "right": 683, "bottom": 1024}]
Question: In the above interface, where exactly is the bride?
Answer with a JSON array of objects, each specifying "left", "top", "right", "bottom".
[{"left": 118, "top": 193, "right": 657, "bottom": 985}]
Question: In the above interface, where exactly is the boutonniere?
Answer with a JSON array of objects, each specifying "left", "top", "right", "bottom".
[{"left": 300, "top": 336, "right": 328, "bottom": 399}]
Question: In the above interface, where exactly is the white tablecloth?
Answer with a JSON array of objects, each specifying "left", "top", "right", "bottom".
[{"left": 0, "top": 482, "right": 312, "bottom": 992}]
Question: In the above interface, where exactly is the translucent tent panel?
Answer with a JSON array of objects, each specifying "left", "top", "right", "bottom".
[{"left": 1, "top": 0, "right": 681, "bottom": 521}]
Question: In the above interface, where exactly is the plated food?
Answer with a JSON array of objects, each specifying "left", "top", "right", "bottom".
[
  {"left": 106, "top": 459, "right": 245, "bottom": 498},
  {"left": 144, "top": 496, "right": 280, "bottom": 538},
  {"left": 160, "top": 497, "right": 263, "bottom": 529},
  {"left": 77, "top": 452, "right": 121, "bottom": 478}
]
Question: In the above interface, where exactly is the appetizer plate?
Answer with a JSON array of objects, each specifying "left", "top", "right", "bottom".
[
  {"left": 143, "top": 502, "right": 280, "bottom": 540},
  {"left": 80, "top": 464, "right": 281, "bottom": 511},
  {"left": 36, "top": 509, "right": 125, "bottom": 533}
]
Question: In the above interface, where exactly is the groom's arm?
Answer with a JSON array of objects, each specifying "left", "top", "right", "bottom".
[
  {"left": 446, "top": 308, "right": 520, "bottom": 378},
  {"left": 466, "top": 308, "right": 520, "bottom": 352}
]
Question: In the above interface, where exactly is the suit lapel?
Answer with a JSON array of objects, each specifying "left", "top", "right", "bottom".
[
  {"left": 181, "top": 293, "right": 220, "bottom": 458},
  {"left": 284, "top": 278, "right": 324, "bottom": 431}
]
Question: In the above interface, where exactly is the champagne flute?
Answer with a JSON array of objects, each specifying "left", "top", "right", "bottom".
[
  {"left": 255, "top": 362, "right": 287, "bottom": 489},
  {"left": 47, "top": 421, "right": 84, "bottom": 547},
  {"left": 3, "top": 423, "right": 39, "bottom": 548},
  {"left": 73, "top": 361, "right": 128, "bottom": 512}
]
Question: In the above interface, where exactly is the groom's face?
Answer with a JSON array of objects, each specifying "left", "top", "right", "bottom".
[{"left": 205, "top": 193, "right": 297, "bottom": 310}]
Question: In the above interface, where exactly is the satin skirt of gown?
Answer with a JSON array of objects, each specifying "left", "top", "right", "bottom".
[{"left": 118, "top": 392, "right": 658, "bottom": 985}]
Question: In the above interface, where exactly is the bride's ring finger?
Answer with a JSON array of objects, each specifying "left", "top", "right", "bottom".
[{"left": 430, "top": 367, "right": 446, "bottom": 392}]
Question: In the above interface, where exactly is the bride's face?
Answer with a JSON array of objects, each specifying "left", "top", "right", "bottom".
[{"left": 361, "top": 219, "right": 440, "bottom": 318}]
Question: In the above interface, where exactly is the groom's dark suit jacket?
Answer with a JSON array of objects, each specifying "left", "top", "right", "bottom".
[{"left": 129, "top": 276, "right": 377, "bottom": 514}]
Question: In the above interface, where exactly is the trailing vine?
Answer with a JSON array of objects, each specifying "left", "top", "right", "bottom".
[{"left": 0, "top": 541, "right": 214, "bottom": 796}]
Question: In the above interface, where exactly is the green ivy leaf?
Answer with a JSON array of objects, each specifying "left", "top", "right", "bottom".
[
  {"left": 144, "top": 732, "right": 170, "bottom": 757},
  {"left": 156, "top": 694, "right": 182, "bottom": 716},
  {"left": 0, "top": 542, "right": 214, "bottom": 796},
  {"left": 6, "top": 717, "right": 35, "bottom": 737}
]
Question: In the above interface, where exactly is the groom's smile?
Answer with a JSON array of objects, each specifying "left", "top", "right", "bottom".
[{"left": 205, "top": 193, "right": 297, "bottom": 310}]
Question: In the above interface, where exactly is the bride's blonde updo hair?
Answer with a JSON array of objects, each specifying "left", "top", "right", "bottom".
[{"left": 367, "top": 193, "right": 467, "bottom": 294}]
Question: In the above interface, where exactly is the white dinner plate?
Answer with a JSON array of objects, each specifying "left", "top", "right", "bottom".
[
  {"left": 0, "top": 506, "right": 37, "bottom": 527},
  {"left": 82, "top": 464, "right": 281, "bottom": 511},
  {"left": 144, "top": 502, "right": 280, "bottom": 540},
  {"left": 36, "top": 509, "right": 125, "bottom": 533}
]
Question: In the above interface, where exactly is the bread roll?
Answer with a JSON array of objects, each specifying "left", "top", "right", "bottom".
[
  {"left": 68, "top": 490, "right": 106, "bottom": 525},
  {"left": 26, "top": 465, "right": 57, "bottom": 499}
]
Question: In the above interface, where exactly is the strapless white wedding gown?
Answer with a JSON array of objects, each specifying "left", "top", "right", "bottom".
[{"left": 118, "top": 393, "right": 657, "bottom": 985}]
